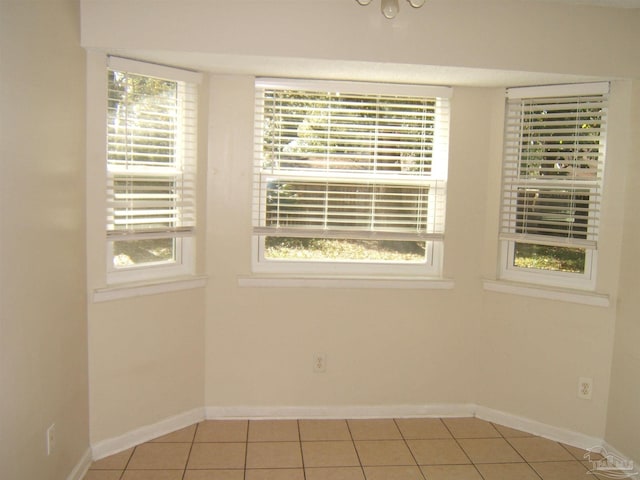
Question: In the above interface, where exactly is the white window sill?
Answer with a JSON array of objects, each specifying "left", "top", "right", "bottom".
[
  {"left": 482, "top": 279, "right": 610, "bottom": 307},
  {"left": 238, "top": 275, "right": 455, "bottom": 289},
  {"left": 93, "top": 275, "right": 208, "bottom": 303}
]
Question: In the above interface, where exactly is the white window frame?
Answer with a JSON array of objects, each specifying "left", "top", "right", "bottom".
[
  {"left": 498, "top": 82, "right": 609, "bottom": 290},
  {"left": 105, "top": 57, "right": 201, "bottom": 285},
  {"left": 251, "top": 78, "right": 451, "bottom": 278}
]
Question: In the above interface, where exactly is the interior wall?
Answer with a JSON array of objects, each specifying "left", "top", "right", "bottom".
[
  {"left": 476, "top": 80, "right": 631, "bottom": 440},
  {"left": 605, "top": 81, "right": 640, "bottom": 463},
  {"left": 80, "top": 0, "right": 640, "bottom": 80},
  {"left": 204, "top": 80, "right": 493, "bottom": 410},
  {"left": 88, "top": 291, "right": 206, "bottom": 444},
  {"left": 0, "top": 0, "right": 90, "bottom": 478},
  {"left": 84, "top": 51, "right": 208, "bottom": 445},
  {"left": 80, "top": 0, "right": 640, "bottom": 454}
]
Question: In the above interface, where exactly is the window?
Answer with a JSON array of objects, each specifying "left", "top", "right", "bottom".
[
  {"left": 252, "top": 78, "right": 451, "bottom": 276},
  {"left": 499, "top": 82, "right": 609, "bottom": 289},
  {"left": 106, "top": 57, "right": 200, "bottom": 283}
]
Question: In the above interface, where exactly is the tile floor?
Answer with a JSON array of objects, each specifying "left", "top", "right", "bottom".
[{"left": 83, "top": 417, "right": 612, "bottom": 480}]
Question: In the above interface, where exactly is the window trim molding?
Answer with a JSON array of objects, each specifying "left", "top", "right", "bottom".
[
  {"left": 93, "top": 275, "right": 208, "bottom": 303},
  {"left": 498, "top": 82, "right": 609, "bottom": 290},
  {"left": 238, "top": 275, "right": 454, "bottom": 290},
  {"left": 104, "top": 57, "right": 201, "bottom": 284},
  {"left": 483, "top": 279, "right": 610, "bottom": 308},
  {"left": 251, "top": 77, "right": 452, "bottom": 277}
]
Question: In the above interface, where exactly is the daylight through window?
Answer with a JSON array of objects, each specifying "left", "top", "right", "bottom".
[
  {"left": 499, "top": 82, "right": 609, "bottom": 288},
  {"left": 252, "top": 78, "right": 451, "bottom": 275},
  {"left": 106, "top": 57, "right": 199, "bottom": 282}
]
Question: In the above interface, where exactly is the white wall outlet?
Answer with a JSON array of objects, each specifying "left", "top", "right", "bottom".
[
  {"left": 578, "top": 377, "right": 593, "bottom": 400},
  {"left": 46, "top": 424, "right": 56, "bottom": 455},
  {"left": 313, "top": 353, "right": 326, "bottom": 373}
]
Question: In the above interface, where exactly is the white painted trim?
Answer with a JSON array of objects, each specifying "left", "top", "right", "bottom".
[
  {"left": 91, "top": 408, "right": 205, "bottom": 460},
  {"left": 66, "top": 448, "right": 92, "bottom": 480},
  {"left": 92, "top": 275, "right": 208, "bottom": 302},
  {"left": 600, "top": 441, "right": 640, "bottom": 474},
  {"left": 205, "top": 404, "right": 475, "bottom": 420},
  {"left": 238, "top": 276, "right": 455, "bottom": 290},
  {"left": 475, "top": 405, "right": 603, "bottom": 451},
  {"left": 482, "top": 279, "right": 610, "bottom": 307},
  {"left": 90, "top": 403, "right": 639, "bottom": 472}
]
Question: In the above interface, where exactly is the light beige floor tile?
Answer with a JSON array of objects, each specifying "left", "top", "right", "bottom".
[
  {"left": 246, "top": 442, "right": 303, "bottom": 469},
  {"left": 395, "top": 418, "right": 452, "bottom": 440},
  {"left": 194, "top": 420, "right": 248, "bottom": 442},
  {"left": 354, "top": 440, "right": 416, "bottom": 467},
  {"left": 491, "top": 423, "right": 533, "bottom": 438},
  {"left": 348, "top": 419, "right": 402, "bottom": 440},
  {"left": 90, "top": 448, "right": 134, "bottom": 469},
  {"left": 121, "top": 471, "right": 183, "bottom": 480},
  {"left": 245, "top": 468, "right": 305, "bottom": 480},
  {"left": 248, "top": 420, "right": 300, "bottom": 442},
  {"left": 305, "top": 467, "right": 365, "bottom": 480},
  {"left": 299, "top": 420, "right": 351, "bottom": 441},
  {"left": 406, "top": 439, "right": 470, "bottom": 465},
  {"left": 457, "top": 438, "right": 524, "bottom": 464},
  {"left": 127, "top": 443, "right": 191, "bottom": 470},
  {"left": 563, "top": 443, "right": 603, "bottom": 461},
  {"left": 363, "top": 465, "right": 424, "bottom": 480},
  {"left": 441, "top": 418, "right": 500, "bottom": 439},
  {"left": 420, "top": 465, "right": 483, "bottom": 480},
  {"left": 507, "top": 436, "right": 574, "bottom": 462},
  {"left": 474, "top": 463, "right": 540, "bottom": 480},
  {"left": 301, "top": 441, "right": 360, "bottom": 467},
  {"left": 187, "top": 442, "right": 246, "bottom": 469},
  {"left": 183, "top": 470, "right": 244, "bottom": 480},
  {"left": 150, "top": 424, "right": 197, "bottom": 443},
  {"left": 83, "top": 471, "right": 123, "bottom": 480},
  {"left": 530, "top": 461, "right": 590, "bottom": 479}
]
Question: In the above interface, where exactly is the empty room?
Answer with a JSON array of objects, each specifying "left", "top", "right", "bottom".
[{"left": 1, "top": 0, "right": 639, "bottom": 479}]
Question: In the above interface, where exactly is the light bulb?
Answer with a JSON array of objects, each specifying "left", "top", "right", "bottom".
[
  {"left": 381, "top": 0, "right": 399, "bottom": 19},
  {"left": 407, "top": 0, "right": 426, "bottom": 7}
]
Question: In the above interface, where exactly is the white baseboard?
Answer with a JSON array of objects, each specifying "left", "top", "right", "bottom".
[
  {"left": 205, "top": 403, "right": 476, "bottom": 420},
  {"left": 67, "top": 448, "right": 92, "bottom": 480},
  {"left": 475, "top": 405, "right": 603, "bottom": 451},
  {"left": 89, "top": 402, "right": 637, "bottom": 473},
  {"left": 91, "top": 407, "right": 205, "bottom": 460}
]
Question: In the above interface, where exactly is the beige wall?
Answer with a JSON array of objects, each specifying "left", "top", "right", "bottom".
[
  {"left": 606, "top": 82, "right": 640, "bottom": 462},
  {"left": 0, "top": 0, "right": 90, "bottom": 478},
  {"left": 84, "top": 50, "right": 208, "bottom": 444},
  {"left": 80, "top": 0, "right": 640, "bottom": 464},
  {"left": 88, "top": 291, "right": 205, "bottom": 443}
]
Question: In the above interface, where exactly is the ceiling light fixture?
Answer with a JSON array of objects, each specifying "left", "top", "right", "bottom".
[{"left": 356, "top": 0, "right": 426, "bottom": 19}]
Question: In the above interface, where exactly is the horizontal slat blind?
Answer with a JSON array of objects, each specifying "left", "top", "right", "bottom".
[
  {"left": 499, "top": 84, "right": 608, "bottom": 249},
  {"left": 253, "top": 79, "right": 450, "bottom": 242},
  {"left": 106, "top": 60, "right": 198, "bottom": 241}
]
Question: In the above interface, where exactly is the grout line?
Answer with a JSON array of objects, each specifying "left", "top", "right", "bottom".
[
  {"left": 243, "top": 420, "right": 250, "bottom": 480},
  {"left": 344, "top": 419, "right": 367, "bottom": 479},
  {"left": 181, "top": 423, "right": 200, "bottom": 480},
  {"left": 393, "top": 418, "right": 428, "bottom": 480},
  {"left": 297, "top": 419, "right": 307, "bottom": 480},
  {"left": 439, "top": 418, "right": 489, "bottom": 479}
]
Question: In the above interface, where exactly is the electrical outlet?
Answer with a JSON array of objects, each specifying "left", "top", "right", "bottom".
[
  {"left": 313, "top": 353, "right": 326, "bottom": 373},
  {"left": 46, "top": 424, "right": 56, "bottom": 456},
  {"left": 578, "top": 377, "right": 593, "bottom": 400}
]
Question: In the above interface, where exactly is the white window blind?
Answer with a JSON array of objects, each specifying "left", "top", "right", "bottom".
[
  {"left": 499, "top": 82, "right": 609, "bottom": 250},
  {"left": 253, "top": 78, "right": 451, "bottom": 243},
  {"left": 106, "top": 57, "right": 199, "bottom": 242}
]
